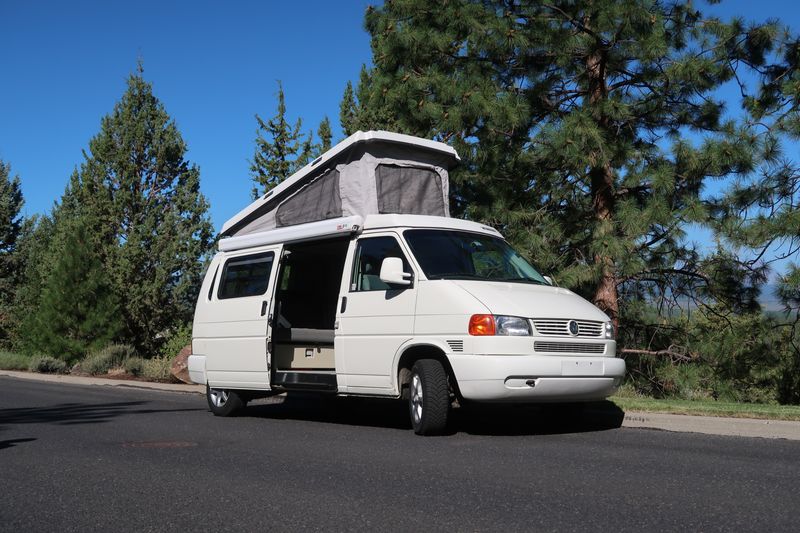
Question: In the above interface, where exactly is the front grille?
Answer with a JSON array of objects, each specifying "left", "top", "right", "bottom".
[
  {"left": 532, "top": 319, "right": 604, "bottom": 338},
  {"left": 534, "top": 341, "right": 606, "bottom": 354},
  {"left": 446, "top": 340, "right": 464, "bottom": 352}
]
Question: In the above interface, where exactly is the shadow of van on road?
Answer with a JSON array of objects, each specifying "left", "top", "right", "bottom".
[
  {"left": 0, "top": 437, "right": 37, "bottom": 450},
  {"left": 243, "top": 394, "right": 624, "bottom": 436},
  {"left": 0, "top": 401, "right": 202, "bottom": 429}
]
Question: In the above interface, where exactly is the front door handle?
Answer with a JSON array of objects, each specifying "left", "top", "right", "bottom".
[
  {"left": 261, "top": 300, "right": 269, "bottom": 316},
  {"left": 340, "top": 296, "right": 347, "bottom": 314}
]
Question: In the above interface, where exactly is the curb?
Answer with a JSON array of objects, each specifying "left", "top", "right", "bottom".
[
  {"left": 621, "top": 411, "right": 800, "bottom": 441},
  {"left": 3, "top": 370, "right": 800, "bottom": 440},
  {"left": 0, "top": 369, "right": 204, "bottom": 394}
]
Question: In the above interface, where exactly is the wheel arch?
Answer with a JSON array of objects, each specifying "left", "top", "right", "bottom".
[{"left": 394, "top": 342, "right": 461, "bottom": 400}]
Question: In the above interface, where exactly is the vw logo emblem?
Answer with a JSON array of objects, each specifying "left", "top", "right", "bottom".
[{"left": 568, "top": 320, "right": 579, "bottom": 336}]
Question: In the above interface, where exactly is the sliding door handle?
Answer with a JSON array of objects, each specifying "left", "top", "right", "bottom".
[{"left": 260, "top": 300, "right": 269, "bottom": 316}]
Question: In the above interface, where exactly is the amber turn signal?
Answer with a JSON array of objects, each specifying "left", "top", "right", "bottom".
[{"left": 469, "top": 314, "right": 496, "bottom": 336}]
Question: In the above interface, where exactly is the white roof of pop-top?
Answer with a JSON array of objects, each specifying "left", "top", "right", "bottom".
[
  {"left": 216, "top": 213, "right": 503, "bottom": 252},
  {"left": 362, "top": 214, "right": 503, "bottom": 237},
  {"left": 220, "top": 130, "right": 460, "bottom": 236}
]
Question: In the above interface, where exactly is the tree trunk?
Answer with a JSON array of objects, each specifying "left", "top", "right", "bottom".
[{"left": 586, "top": 46, "right": 620, "bottom": 330}]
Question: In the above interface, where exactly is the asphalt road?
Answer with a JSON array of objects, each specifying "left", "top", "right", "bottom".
[{"left": 1, "top": 377, "right": 798, "bottom": 532}]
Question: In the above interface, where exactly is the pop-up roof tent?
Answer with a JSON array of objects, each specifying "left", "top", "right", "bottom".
[{"left": 220, "top": 131, "right": 460, "bottom": 240}]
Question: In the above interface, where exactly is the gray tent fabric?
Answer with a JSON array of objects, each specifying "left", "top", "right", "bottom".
[
  {"left": 375, "top": 164, "right": 445, "bottom": 216},
  {"left": 276, "top": 169, "right": 342, "bottom": 227},
  {"left": 222, "top": 132, "right": 458, "bottom": 237}
]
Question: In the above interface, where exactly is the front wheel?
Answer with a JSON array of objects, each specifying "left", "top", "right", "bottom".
[
  {"left": 408, "top": 359, "right": 450, "bottom": 435},
  {"left": 206, "top": 385, "right": 246, "bottom": 416}
]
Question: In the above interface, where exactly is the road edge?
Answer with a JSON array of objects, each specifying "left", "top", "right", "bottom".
[
  {"left": 0, "top": 369, "right": 204, "bottom": 394},
  {"left": 3, "top": 369, "right": 800, "bottom": 441}
]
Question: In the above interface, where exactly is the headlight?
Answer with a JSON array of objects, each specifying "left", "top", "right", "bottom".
[
  {"left": 604, "top": 322, "right": 615, "bottom": 339},
  {"left": 496, "top": 316, "right": 532, "bottom": 336},
  {"left": 469, "top": 314, "right": 531, "bottom": 336}
]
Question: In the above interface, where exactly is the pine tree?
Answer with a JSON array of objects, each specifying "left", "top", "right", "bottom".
[
  {"left": 317, "top": 116, "right": 332, "bottom": 152},
  {"left": 339, "top": 81, "right": 358, "bottom": 136},
  {"left": 26, "top": 217, "right": 121, "bottom": 360},
  {"left": 65, "top": 69, "right": 214, "bottom": 354},
  {"left": 0, "top": 161, "right": 24, "bottom": 347},
  {"left": 361, "top": 0, "right": 798, "bottom": 330},
  {"left": 250, "top": 81, "right": 307, "bottom": 198},
  {"left": 11, "top": 214, "right": 55, "bottom": 351}
]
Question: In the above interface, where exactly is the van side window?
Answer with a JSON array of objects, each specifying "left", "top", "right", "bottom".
[
  {"left": 351, "top": 237, "right": 411, "bottom": 292},
  {"left": 218, "top": 252, "right": 275, "bottom": 299}
]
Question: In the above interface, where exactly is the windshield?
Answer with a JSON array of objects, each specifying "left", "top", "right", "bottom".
[{"left": 403, "top": 229, "right": 548, "bottom": 284}]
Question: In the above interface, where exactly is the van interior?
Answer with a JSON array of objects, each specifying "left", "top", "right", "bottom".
[{"left": 271, "top": 237, "right": 350, "bottom": 390}]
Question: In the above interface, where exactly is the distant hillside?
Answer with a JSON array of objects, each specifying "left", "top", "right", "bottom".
[{"left": 760, "top": 283, "right": 785, "bottom": 313}]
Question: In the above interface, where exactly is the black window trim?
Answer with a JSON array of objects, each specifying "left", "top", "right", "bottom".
[
  {"left": 207, "top": 264, "right": 220, "bottom": 301},
  {"left": 349, "top": 235, "right": 414, "bottom": 293},
  {"left": 217, "top": 251, "right": 276, "bottom": 300}
]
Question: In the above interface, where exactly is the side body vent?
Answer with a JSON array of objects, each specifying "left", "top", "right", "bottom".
[{"left": 446, "top": 340, "right": 464, "bottom": 352}]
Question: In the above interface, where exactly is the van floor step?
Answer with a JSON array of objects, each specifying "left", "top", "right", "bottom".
[{"left": 273, "top": 371, "right": 337, "bottom": 391}]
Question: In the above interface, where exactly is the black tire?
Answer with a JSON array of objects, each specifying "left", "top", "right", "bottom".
[
  {"left": 206, "top": 384, "right": 247, "bottom": 416},
  {"left": 408, "top": 359, "right": 450, "bottom": 435}
]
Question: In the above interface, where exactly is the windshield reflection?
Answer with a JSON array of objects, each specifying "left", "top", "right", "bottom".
[{"left": 403, "top": 229, "right": 548, "bottom": 284}]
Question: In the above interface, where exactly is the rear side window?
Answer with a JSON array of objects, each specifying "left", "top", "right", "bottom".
[{"left": 218, "top": 252, "right": 275, "bottom": 299}]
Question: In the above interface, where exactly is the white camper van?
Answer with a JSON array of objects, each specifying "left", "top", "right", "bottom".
[{"left": 190, "top": 131, "right": 625, "bottom": 435}]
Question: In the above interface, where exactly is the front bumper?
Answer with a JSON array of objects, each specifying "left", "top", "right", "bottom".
[{"left": 448, "top": 353, "right": 625, "bottom": 402}]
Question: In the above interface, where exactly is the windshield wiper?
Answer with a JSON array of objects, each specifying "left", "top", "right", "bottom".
[
  {"left": 429, "top": 273, "right": 485, "bottom": 280},
  {"left": 494, "top": 277, "right": 545, "bottom": 285}
]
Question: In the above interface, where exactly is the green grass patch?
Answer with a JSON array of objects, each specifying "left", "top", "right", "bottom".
[
  {"left": 0, "top": 351, "right": 34, "bottom": 371},
  {"left": 611, "top": 395, "right": 800, "bottom": 422}
]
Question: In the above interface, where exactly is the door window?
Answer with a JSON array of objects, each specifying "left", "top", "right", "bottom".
[
  {"left": 350, "top": 237, "right": 411, "bottom": 292},
  {"left": 217, "top": 252, "right": 275, "bottom": 299}
]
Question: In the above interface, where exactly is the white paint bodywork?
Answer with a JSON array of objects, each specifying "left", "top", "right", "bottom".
[
  {"left": 192, "top": 244, "right": 281, "bottom": 389},
  {"left": 191, "top": 213, "right": 626, "bottom": 402},
  {"left": 335, "top": 231, "right": 418, "bottom": 394}
]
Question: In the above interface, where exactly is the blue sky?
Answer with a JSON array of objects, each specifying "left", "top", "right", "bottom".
[
  {"left": 1, "top": 0, "right": 373, "bottom": 230},
  {"left": 1, "top": 0, "right": 799, "bottom": 266}
]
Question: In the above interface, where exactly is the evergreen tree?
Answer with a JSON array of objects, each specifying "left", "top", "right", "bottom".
[
  {"left": 67, "top": 70, "right": 213, "bottom": 354},
  {"left": 361, "top": 0, "right": 798, "bottom": 330},
  {"left": 296, "top": 129, "right": 315, "bottom": 169},
  {"left": 317, "top": 116, "right": 333, "bottom": 152},
  {"left": 26, "top": 217, "right": 121, "bottom": 360},
  {"left": 0, "top": 161, "right": 24, "bottom": 347},
  {"left": 339, "top": 80, "right": 358, "bottom": 136},
  {"left": 250, "top": 81, "right": 307, "bottom": 198},
  {"left": 11, "top": 214, "right": 55, "bottom": 351}
]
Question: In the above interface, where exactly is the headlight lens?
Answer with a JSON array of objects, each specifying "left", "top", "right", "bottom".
[
  {"left": 604, "top": 322, "right": 615, "bottom": 339},
  {"left": 468, "top": 315, "right": 532, "bottom": 336},
  {"left": 496, "top": 316, "right": 532, "bottom": 336}
]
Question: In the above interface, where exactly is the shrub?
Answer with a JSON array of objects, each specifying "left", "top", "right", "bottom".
[
  {"left": 159, "top": 323, "right": 192, "bottom": 359},
  {"left": 0, "top": 351, "right": 33, "bottom": 370},
  {"left": 28, "top": 355, "right": 67, "bottom": 374},
  {"left": 142, "top": 356, "right": 173, "bottom": 382},
  {"left": 76, "top": 344, "right": 138, "bottom": 375},
  {"left": 123, "top": 356, "right": 144, "bottom": 376}
]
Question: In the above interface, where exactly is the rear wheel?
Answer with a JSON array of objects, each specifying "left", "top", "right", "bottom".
[
  {"left": 408, "top": 359, "right": 450, "bottom": 435},
  {"left": 206, "top": 385, "right": 247, "bottom": 416}
]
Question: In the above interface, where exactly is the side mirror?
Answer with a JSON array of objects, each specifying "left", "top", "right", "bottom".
[
  {"left": 379, "top": 257, "right": 412, "bottom": 286},
  {"left": 543, "top": 275, "right": 554, "bottom": 286}
]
